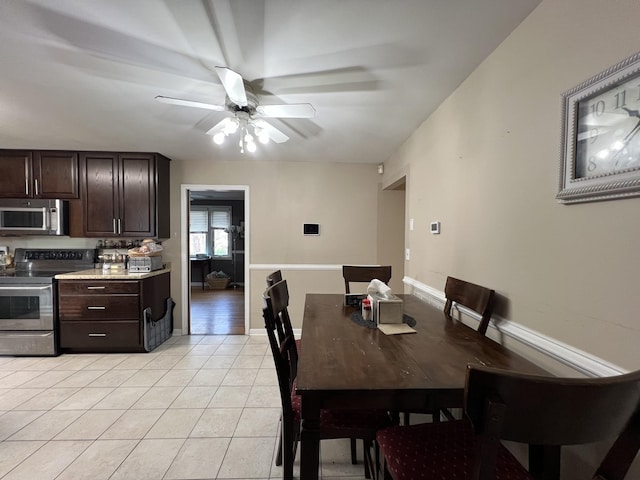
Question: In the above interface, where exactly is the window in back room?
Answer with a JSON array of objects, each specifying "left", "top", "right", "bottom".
[{"left": 189, "top": 206, "right": 231, "bottom": 258}]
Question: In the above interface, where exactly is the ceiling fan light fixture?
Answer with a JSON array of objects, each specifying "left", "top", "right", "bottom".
[
  {"left": 223, "top": 118, "right": 239, "bottom": 135},
  {"left": 213, "top": 132, "right": 225, "bottom": 145},
  {"left": 258, "top": 132, "right": 270, "bottom": 144}
]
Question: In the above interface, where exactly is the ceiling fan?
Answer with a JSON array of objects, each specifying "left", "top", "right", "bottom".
[{"left": 156, "top": 67, "right": 316, "bottom": 153}]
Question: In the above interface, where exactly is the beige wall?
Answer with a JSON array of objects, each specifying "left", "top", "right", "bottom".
[
  {"left": 384, "top": 0, "right": 640, "bottom": 371},
  {"left": 163, "top": 159, "right": 386, "bottom": 331}
]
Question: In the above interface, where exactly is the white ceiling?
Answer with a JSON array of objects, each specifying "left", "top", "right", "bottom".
[{"left": 0, "top": 0, "right": 540, "bottom": 165}]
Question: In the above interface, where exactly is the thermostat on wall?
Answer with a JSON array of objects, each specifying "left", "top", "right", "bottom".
[
  {"left": 430, "top": 221, "right": 440, "bottom": 234},
  {"left": 303, "top": 223, "right": 320, "bottom": 235}
]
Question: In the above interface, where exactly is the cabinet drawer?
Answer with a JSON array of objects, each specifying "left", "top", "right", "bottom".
[
  {"left": 59, "top": 281, "right": 139, "bottom": 295},
  {"left": 59, "top": 295, "right": 139, "bottom": 320},
  {"left": 60, "top": 321, "right": 141, "bottom": 350}
]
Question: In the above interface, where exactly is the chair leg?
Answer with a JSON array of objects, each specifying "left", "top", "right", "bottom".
[
  {"left": 351, "top": 438, "right": 357, "bottom": 464},
  {"left": 275, "top": 417, "right": 283, "bottom": 466},
  {"left": 432, "top": 408, "right": 440, "bottom": 423},
  {"left": 363, "top": 440, "right": 375, "bottom": 480},
  {"left": 380, "top": 453, "right": 393, "bottom": 480},
  {"left": 403, "top": 411, "right": 410, "bottom": 425},
  {"left": 281, "top": 420, "right": 298, "bottom": 480}
]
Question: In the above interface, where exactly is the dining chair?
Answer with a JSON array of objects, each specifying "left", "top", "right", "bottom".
[
  {"left": 378, "top": 364, "right": 640, "bottom": 480},
  {"left": 404, "top": 276, "right": 497, "bottom": 426},
  {"left": 444, "top": 276, "right": 496, "bottom": 335},
  {"left": 263, "top": 279, "right": 396, "bottom": 480},
  {"left": 342, "top": 265, "right": 392, "bottom": 294},
  {"left": 266, "top": 269, "right": 283, "bottom": 287}
]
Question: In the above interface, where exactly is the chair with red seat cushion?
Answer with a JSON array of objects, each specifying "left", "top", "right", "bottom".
[
  {"left": 444, "top": 276, "right": 495, "bottom": 336},
  {"left": 378, "top": 364, "right": 640, "bottom": 480},
  {"left": 263, "top": 279, "right": 396, "bottom": 480},
  {"left": 266, "top": 269, "right": 283, "bottom": 287},
  {"left": 404, "top": 276, "right": 497, "bottom": 426},
  {"left": 265, "top": 270, "right": 301, "bottom": 351}
]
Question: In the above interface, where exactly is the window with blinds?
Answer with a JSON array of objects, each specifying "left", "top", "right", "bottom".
[
  {"left": 210, "top": 207, "right": 231, "bottom": 257},
  {"left": 189, "top": 206, "right": 231, "bottom": 258}
]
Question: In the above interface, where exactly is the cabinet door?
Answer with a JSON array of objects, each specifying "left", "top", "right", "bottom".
[
  {"left": 0, "top": 150, "right": 31, "bottom": 198},
  {"left": 80, "top": 152, "right": 119, "bottom": 237},
  {"left": 119, "top": 153, "right": 156, "bottom": 237},
  {"left": 33, "top": 151, "right": 79, "bottom": 198}
]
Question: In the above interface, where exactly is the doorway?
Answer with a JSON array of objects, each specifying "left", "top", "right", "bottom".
[
  {"left": 379, "top": 176, "right": 406, "bottom": 293},
  {"left": 180, "top": 185, "right": 250, "bottom": 336}
]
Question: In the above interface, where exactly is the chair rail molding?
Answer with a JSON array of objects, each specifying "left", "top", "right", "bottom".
[
  {"left": 403, "top": 276, "right": 626, "bottom": 378},
  {"left": 250, "top": 264, "right": 343, "bottom": 271}
]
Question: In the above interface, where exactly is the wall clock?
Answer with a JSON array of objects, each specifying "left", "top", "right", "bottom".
[{"left": 558, "top": 51, "right": 640, "bottom": 204}]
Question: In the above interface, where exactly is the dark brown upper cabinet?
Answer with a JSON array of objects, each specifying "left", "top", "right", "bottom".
[
  {"left": 0, "top": 150, "right": 79, "bottom": 199},
  {"left": 76, "top": 152, "right": 170, "bottom": 239}
]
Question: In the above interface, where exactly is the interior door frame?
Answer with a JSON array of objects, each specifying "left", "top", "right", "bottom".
[{"left": 180, "top": 184, "right": 250, "bottom": 335}]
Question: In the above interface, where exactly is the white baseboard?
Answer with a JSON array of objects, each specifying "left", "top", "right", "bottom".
[{"left": 402, "top": 276, "right": 626, "bottom": 377}]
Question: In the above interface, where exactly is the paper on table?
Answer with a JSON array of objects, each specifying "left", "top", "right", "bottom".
[{"left": 378, "top": 323, "right": 416, "bottom": 335}]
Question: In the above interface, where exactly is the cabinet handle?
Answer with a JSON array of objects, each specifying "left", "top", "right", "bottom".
[
  {"left": 25, "top": 179, "right": 29, "bottom": 196},
  {"left": 86, "top": 286, "right": 106, "bottom": 290},
  {"left": 113, "top": 218, "right": 117, "bottom": 234},
  {"left": 87, "top": 306, "right": 106, "bottom": 310},
  {"left": 34, "top": 179, "right": 39, "bottom": 196},
  {"left": 118, "top": 218, "right": 122, "bottom": 235},
  {"left": 88, "top": 333, "right": 107, "bottom": 337}
]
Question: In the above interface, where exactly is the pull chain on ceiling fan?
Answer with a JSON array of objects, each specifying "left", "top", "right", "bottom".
[{"left": 155, "top": 66, "right": 316, "bottom": 153}]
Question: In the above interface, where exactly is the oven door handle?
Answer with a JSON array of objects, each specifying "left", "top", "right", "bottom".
[{"left": 0, "top": 285, "right": 51, "bottom": 291}]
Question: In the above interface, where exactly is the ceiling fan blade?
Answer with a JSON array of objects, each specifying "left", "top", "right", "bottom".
[
  {"left": 256, "top": 103, "right": 316, "bottom": 119},
  {"left": 215, "top": 66, "right": 248, "bottom": 106},
  {"left": 206, "top": 118, "right": 233, "bottom": 136},
  {"left": 155, "top": 96, "right": 226, "bottom": 111},
  {"left": 253, "top": 119, "right": 289, "bottom": 143}
]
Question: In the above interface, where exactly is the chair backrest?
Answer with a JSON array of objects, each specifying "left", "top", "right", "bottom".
[
  {"left": 342, "top": 265, "right": 392, "bottom": 294},
  {"left": 464, "top": 365, "right": 640, "bottom": 480},
  {"left": 263, "top": 279, "right": 298, "bottom": 418},
  {"left": 444, "top": 276, "right": 495, "bottom": 335},
  {"left": 266, "top": 269, "right": 283, "bottom": 287}
]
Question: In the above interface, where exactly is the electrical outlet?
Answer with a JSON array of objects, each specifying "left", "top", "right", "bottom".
[
  {"left": 409, "top": 218, "right": 414, "bottom": 231},
  {"left": 405, "top": 248, "right": 410, "bottom": 261}
]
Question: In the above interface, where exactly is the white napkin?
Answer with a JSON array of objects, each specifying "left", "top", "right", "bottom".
[{"left": 367, "top": 279, "right": 393, "bottom": 298}]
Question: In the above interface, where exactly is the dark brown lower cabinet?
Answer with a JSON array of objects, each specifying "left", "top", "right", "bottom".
[{"left": 58, "top": 272, "right": 171, "bottom": 353}]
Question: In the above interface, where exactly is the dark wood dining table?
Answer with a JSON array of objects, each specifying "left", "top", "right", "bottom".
[{"left": 295, "top": 293, "right": 549, "bottom": 480}]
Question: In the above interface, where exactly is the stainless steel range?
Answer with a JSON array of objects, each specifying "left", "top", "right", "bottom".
[{"left": 0, "top": 248, "right": 95, "bottom": 356}]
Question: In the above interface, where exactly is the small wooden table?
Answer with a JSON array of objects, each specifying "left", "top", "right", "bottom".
[
  {"left": 190, "top": 256, "right": 211, "bottom": 291},
  {"left": 296, "top": 293, "right": 549, "bottom": 480}
]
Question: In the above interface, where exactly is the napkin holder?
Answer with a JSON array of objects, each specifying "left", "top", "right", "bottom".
[{"left": 368, "top": 291, "right": 403, "bottom": 324}]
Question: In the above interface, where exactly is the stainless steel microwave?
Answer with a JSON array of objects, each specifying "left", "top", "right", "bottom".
[{"left": 0, "top": 199, "right": 69, "bottom": 236}]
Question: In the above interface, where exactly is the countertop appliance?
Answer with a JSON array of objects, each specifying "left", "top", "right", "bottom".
[
  {"left": 0, "top": 199, "right": 69, "bottom": 236},
  {"left": 0, "top": 248, "right": 95, "bottom": 356}
]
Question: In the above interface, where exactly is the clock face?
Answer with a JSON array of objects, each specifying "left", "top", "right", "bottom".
[{"left": 575, "top": 72, "right": 640, "bottom": 179}]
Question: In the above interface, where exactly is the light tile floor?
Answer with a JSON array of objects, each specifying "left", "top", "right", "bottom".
[{"left": 0, "top": 335, "right": 370, "bottom": 480}]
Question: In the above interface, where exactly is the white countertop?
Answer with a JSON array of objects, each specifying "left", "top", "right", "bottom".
[{"left": 55, "top": 266, "right": 171, "bottom": 280}]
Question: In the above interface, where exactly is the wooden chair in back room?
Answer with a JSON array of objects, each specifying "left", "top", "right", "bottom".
[
  {"left": 263, "top": 279, "right": 396, "bottom": 480},
  {"left": 378, "top": 364, "right": 640, "bottom": 480},
  {"left": 342, "top": 265, "right": 392, "bottom": 294}
]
